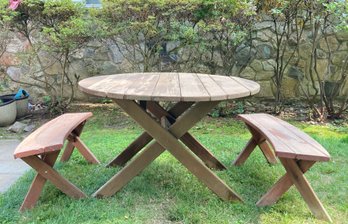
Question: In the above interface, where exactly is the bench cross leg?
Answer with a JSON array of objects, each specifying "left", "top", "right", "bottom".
[
  {"left": 19, "top": 151, "right": 59, "bottom": 211},
  {"left": 233, "top": 124, "right": 277, "bottom": 166},
  {"left": 256, "top": 160, "right": 314, "bottom": 206},
  {"left": 20, "top": 151, "right": 87, "bottom": 211},
  {"left": 281, "top": 158, "right": 332, "bottom": 222},
  {"left": 60, "top": 121, "right": 100, "bottom": 164},
  {"left": 257, "top": 158, "right": 332, "bottom": 222}
]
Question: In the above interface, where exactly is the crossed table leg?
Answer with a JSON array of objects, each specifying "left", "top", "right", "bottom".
[
  {"left": 107, "top": 102, "right": 226, "bottom": 170},
  {"left": 93, "top": 100, "right": 241, "bottom": 201}
]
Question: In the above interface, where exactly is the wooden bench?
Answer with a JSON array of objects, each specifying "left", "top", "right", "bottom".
[
  {"left": 14, "top": 112, "right": 100, "bottom": 211},
  {"left": 233, "top": 113, "right": 332, "bottom": 222}
]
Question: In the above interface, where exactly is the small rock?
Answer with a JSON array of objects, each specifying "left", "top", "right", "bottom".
[
  {"left": 24, "top": 124, "right": 35, "bottom": 132},
  {"left": 256, "top": 44, "right": 273, "bottom": 59},
  {"left": 7, "top": 121, "right": 26, "bottom": 133},
  {"left": 262, "top": 59, "right": 276, "bottom": 71},
  {"left": 287, "top": 66, "right": 304, "bottom": 80},
  {"left": 245, "top": 101, "right": 253, "bottom": 106}
]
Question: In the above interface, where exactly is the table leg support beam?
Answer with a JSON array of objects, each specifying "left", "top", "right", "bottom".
[
  {"left": 107, "top": 132, "right": 153, "bottom": 167},
  {"left": 93, "top": 142, "right": 165, "bottom": 197},
  {"left": 107, "top": 102, "right": 192, "bottom": 167},
  {"left": 147, "top": 101, "right": 227, "bottom": 170},
  {"left": 103, "top": 100, "right": 242, "bottom": 202}
]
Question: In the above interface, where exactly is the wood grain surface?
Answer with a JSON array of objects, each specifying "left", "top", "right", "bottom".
[{"left": 79, "top": 73, "right": 260, "bottom": 102}]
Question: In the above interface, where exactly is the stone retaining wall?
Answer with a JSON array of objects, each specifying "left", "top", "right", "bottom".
[{"left": 1, "top": 21, "right": 347, "bottom": 102}]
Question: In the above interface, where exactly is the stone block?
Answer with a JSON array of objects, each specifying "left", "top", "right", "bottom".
[
  {"left": 236, "top": 46, "right": 256, "bottom": 66},
  {"left": 100, "top": 61, "right": 121, "bottom": 75},
  {"left": 256, "top": 81, "right": 273, "bottom": 98},
  {"left": 7, "top": 122, "right": 27, "bottom": 133},
  {"left": 6, "top": 66, "right": 22, "bottom": 81},
  {"left": 249, "top": 59, "right": 263, "bottom": 71},
  {"left": 280, "top": 77, "right": 299, "bottom": 98},
  {"left": 287, "top": 66, "right": 304, "bottom": 80},
  {"left": 333, "top": 52, "right": 348, "bottom": 65},
  {"left": 239, "top": 67, "right": 256, "bottom": 79},
  {"left": 299, "top": 43, "right": 312, "bottom": 58},
  {"left": 45, "top": 62, "right": 62, "bottom": 75},
  {"left": 0, "top": 52, "right": 20, "bottom": 66},
  {"left": 94, "top": 46, "right": 111, "bottom": 61},
  {"left": 256, "top": 44, "right": 273, "bottom": 59},
  {"left": 262, "top": 59, "right": 276, "bottom": 71},
  {"left": 108, "top": 44, "right": 124, "bottom": 64},
  {"left": 319, "top": 35, "right": 339, "bottom": 52},
  {"left": 336, "top": 31, "right": 348, "bottom": 41},
  {"left": 254, "top": 21, "right": 274, "bottom": 30},
  {"left": 338, "top": 42, "right": 348, "bottom": 51},
  {"left": 255, "top": 70, "right": 273, "bottom": 81}
]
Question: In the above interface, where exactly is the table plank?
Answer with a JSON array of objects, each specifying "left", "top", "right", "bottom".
[
  {"left": 79, "top": 73, "right": 260, "bottom": 102},
  {"left": 210, "top": 76, "right": 252, "bottom": 99},
  {"left": 152, "top": 73, "right": 181, "bottom": 101},
  {"left": 124, "top": 73, "right": 160, "bottom": 101},
  {"left": 197, "top": 74, "right": 228, "bottom": 101},
  {"left": 78, "top": 75, "right": 110, "bottom": 97},
  {"left": 179, "top": 73, "right": 210, "bottom": 101},
  {"left": 232, "top": 77, "right": 260, "bottom": 95},
  {"left": 106, "top": 73, "right": 145, "bottom": 99}
]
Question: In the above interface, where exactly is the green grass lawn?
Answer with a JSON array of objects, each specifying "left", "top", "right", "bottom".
[{"left": 1, "top": 104, "right": 347, "bottom": 223}]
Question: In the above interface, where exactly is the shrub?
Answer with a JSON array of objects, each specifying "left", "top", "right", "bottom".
[
  {"left": 96, "top": 0, "right": 256, "bottom": 74},
  {"left": 0, "top": 0, "right": 96, "bottom": 113}
]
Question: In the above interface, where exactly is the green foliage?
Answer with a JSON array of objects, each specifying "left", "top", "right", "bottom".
[
  {"left": 260, "top": 0, "right": 348, "bottom": 119},
  {"left": 96, "top": 0, "right": 256, "bottom": 73},
  {"left": 0, "top": 0, "right": 95, "bottom": 113}
]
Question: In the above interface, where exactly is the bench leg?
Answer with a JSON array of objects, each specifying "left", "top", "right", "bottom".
[
  {"left": 21, "top": 153, "right": 87, "bottom": 211},
  {"left": 233, "top": 124, "right": 277, "bottom": 166},
  {"left": 61, "top": 122, "right": 85, "bottom": 162},
  {"left": 60, "top": 121, "right": 99, "bottom": 164},
  {"left": 280, "top": 159, "right": 332, "bottom": 222},
  {"left": 257, "top": 160, "right": 314, "bottom": 206},
  {"left": 73, "top": 136, "right": 100, "bottom": 164},
  {"left": 258, "top": 159, "right": 332, "bottom": 222},
  {"left": 19, "top": 152, "right": 59, "bottom": 211},
  {"left": 258, "top": 140, "right": 277, "bottom": 164},
  {"left": 233, "top": 138, "right": 258, "bottom": 166}
]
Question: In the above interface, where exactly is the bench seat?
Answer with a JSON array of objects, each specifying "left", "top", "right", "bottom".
[
  {"left": 15, "top": 112, "right": 93, "bottom": 158},
  {"left": 238, "top": 113, "right": 330, "bottom": 162},
  {"left": 14, "top": 112, "right": 99, "bottom": 211},
  {"left": 234, "top": 113, "right": 332, "bottom": 222}
]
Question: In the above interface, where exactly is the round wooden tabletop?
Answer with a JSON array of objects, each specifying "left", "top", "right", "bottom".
[{"left": 78, "top": 73, "right": 260, "bottom": 102}]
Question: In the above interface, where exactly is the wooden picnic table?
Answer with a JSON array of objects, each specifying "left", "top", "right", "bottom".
[{"left": 78, "top": 72, "right": 260, "bottom": 201}]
